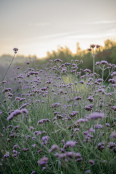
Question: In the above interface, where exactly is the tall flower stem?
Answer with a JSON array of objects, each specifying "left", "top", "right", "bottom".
[
  {"left": 92, "top": 53, "right": 95, "bottom": 76},
  {"left": 102, "top": 66, "right": 105, "bottom": 86},
  {"left": 2, "top": 54, "right": 15, "bottom": 82},
  {"left": 92, "top": 51, "right": 95, "bottom": 87}
]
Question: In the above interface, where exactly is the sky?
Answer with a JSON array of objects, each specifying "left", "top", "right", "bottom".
[{"left": 0, "top": 0, "right": 116, "bottom": 58}]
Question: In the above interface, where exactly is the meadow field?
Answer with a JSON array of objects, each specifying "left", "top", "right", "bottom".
[{"left": 0, "top": 44, "right": 116, "bottom": 174}]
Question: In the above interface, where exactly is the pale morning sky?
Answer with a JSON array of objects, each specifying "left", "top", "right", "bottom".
[{"left": 0, "top": 0, "right": 116, "bottom": 57}]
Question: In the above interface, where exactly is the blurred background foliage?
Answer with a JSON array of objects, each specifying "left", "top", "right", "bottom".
[{"left": 0, "top": 39, "right": 116, "bottom": 81}]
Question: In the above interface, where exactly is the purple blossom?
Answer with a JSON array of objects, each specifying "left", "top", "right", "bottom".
[
  {"left": 2, "top": 88, "right": 12, "bottom": 93},
  {"left": 38, "top": 119, "right": 50, "bottom": 124},
  {"left": 34, "top": 131, "right": 41, "bottom": 136},
  {"left": 64, "top": 140, "right": 76, "bottom": 149},
  {"left": 97, "top": 143, "right": 105, "bottom": 151},
  {"left": 37, "top": 156, "right": 48, "bottom": 167},
  {"left": 88, "top": 112, "right": 105, "bottom": 120},
  {"left": 94, "top": 124, "right": 103, "bottom": 129},
  {"left": 75, "top": 118, "right": 88, "bottom": 124},
  {"left": 111, "top": 71, "right": 116, "bottom": 77},
  {"left": 13, "top": 48, "right": 18, "bottom": 54},
  {"left": 85, "top": 170, "right": 91, "bottom": 173},
  {"left": 75, "top": 96, "right": 81, "bottom": 100},
  {"left": 22, "top": 148, "right": 29, "bottom": 152},
  {"left": 89, "top": 160, "right": 95, "bottom": 165},
  {"left": 110, "top": 132, "right": 116, "bottom": 139},
  {"left": 84, "top": 104, "right": 93, "bottom": 111},
  {"left": 7, "top": 108, "right": 28, "bottom": 120},
  {"left": 42, "top": 136, "right": 49, "bottom": 145},
  {"left": 70, "top": 111, "right": 79, "bottom": 117},
  {"left": 80, "top": 80, "right": 84, "bottom": 84},
  {"left": 7, "top": 109, "right": 22, "bottom": 120},
  {"left": 4, "top": 154, "right": 10, "bottom": 158},
  {"left": 107, "top": 142, "right": 116, "bottom": 149},
  {"left": 13, "top": 144, "right": 18, "bottom": 149},
  {"left": 87, "top": 96, "right": 94, "bottom": 102},
  {"left": 49, "top": 145, "right": 59, "bottom": 152},
  {"left": 100, "top": 60, "right": 108, "bottom": 65},
  {"left": 32, "top": 144, "right": 36, "bottom": 148},
  {"left": 30, "top": 126, "right": 34, "bottom": 131},
  {"left": 112, "top": 106, "right": 116, "bottom": 111}
]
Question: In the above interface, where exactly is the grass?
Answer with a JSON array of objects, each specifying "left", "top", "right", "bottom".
[{"left": 0, "top": 58, "right": 116, "bottom": 174}]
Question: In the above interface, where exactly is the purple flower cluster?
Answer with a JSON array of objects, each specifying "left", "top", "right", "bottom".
[{"left": 7, "top": 108, "right": 28, "bottom": 120}]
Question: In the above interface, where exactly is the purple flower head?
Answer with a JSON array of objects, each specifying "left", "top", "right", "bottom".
[
  {"left": 108, "top": 79, "right": 115, "bottom": 84},
  {"left": 51, "top": 103, "right": 61, "bottom": 108},
  {"left": 84, "top": 69, "right": 91, "bottom": 73},
  {"left": 42, "top": 136, "right": 49, "bottom": 145},
  {"left": 80, "top": 80, "right": 84, "bottom": 84},
  {"left": 21, "top": 108, "right": 28, "bottom": 114},
  {"left": 26, "top": 61, "right": 30, "bottom": 64},
  {"left": 96, "top": 61, "right": 100, "bottom": 65},
  {"left": 7, "top": 108, "right": 28, "bottom": 121},
  {"left": 49, "top": 145, "right": 59, "bottom": 153},
  {"left": 2, "top": 88, "right": 12, "bottom": 93},
  {"left": 112, "top": 106, "right": 116, "bottom": 111},
  {"left": 84, "top": 104, "right": 93, "bottom": 111},
  {"left": 4, "top": 154, "right": 10, "bottom": 158},
  {"left": 30, "top": 126, "right": 34, "bottom": 131},
  {"left": 96, "top": 45, "right": 100, "bottom": 48},
  {"left": 97, "top": 143, "right": 105, "bottom": 151},
  {"left": 111, "top": 71, "right": 116, "bottom": 77},
  {"left": 88, "top": 128, "right": 95, "bottom": 133},
  {"left": 38, "top": 119, "right": 50, "bottom": 124},
  {"left": 106, "top": 123, "right": 110, "bottom": 127},
  {"left": 55, "top": 153, "right": 66, "bottom": 159},
  {"left": 75, "top": 118, "right": 88, "bottom": 124},
  {"left": 94, "top": 124, "right": 103, "bottom": 129},
  {"left": 26, "top": 135, "right": 31, "bottom": 140},
  {"left": 70, "top": 111, "right": 79, "bottom": 117},
  {"left": 32, "top": 144, "right": 36, "bottom": 148},
  {"left": 31, "top": 171, "right": 35, "bottom": 174},
  {"left": 13, "top": 48, "right": 18, "bottom": 54},
  {"left": 54, "top": 59, "right": 63, "bottom": 62},
  {"left": 90, "top": 44, "right": 95, "bottom": 48},
  {"left": 13, "top": 144, "right": 18, "bottom": 149},
  {"left": 97, "top": 78, "right": 103, "bottom": 82},
  {"left": 100, "top": 60, "right": 108, "bottom": 65},
  {"left": 85, "top": 170, "right": 91, "bottom": 173},
  {"left": 87, "top": 96, "right": 94, "bottom": 102},
  {"left": 22, "top": 148, "right": 29, "bottom": 152},
  {"left": 34, "top": 131, "right": 41, "bottom": 136},
  {"left": 87, "top": 48, "right": 91, "bottom": 52},
  {"left": 89, "top": 160, "right": 95, "bottom": 165},
  {"left": 37, "top": 156, "right": 48, "bottom": 167},
  {"left": 75, "top": 96, "right": 81, "bottom": 100},
  {"left": 7, "top": 109, "right": 22, "bottom": 120},
  {"left": 64, "top": 140, "right": 76, "bottom": 149},
  {"left": 88, "top": 112, "right": 105, "bottom": 120},
  {"left": 110, "top": 132, "right": 116, "bottom": 139},
  {"left": 107, "top": 142, "right": 116, "bottom": 149},
  {"left": 20, "top": 103, "right": 28, "bottom": 109}
]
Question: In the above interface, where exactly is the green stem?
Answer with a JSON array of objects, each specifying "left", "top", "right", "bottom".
[
  {"left": 93, "top": 55, "right": 95, "bottom": 75},
  {"left": 102, "top": 66, "right": 104, "bottom": 85},
  {"left": 2, "top": 54, "right": 15, "bottom": 82}
]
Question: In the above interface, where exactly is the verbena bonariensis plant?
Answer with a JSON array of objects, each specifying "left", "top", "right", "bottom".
[
  {"left": 1, "top": 48, "right": 18, "bottom": 83},
  {"left": 0, "top": 54, "right": 116, "bottom": 174}
]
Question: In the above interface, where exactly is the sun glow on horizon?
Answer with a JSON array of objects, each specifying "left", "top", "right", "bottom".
[{"left": 0, "top": 0, "right": 116, "bottom": 58}]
